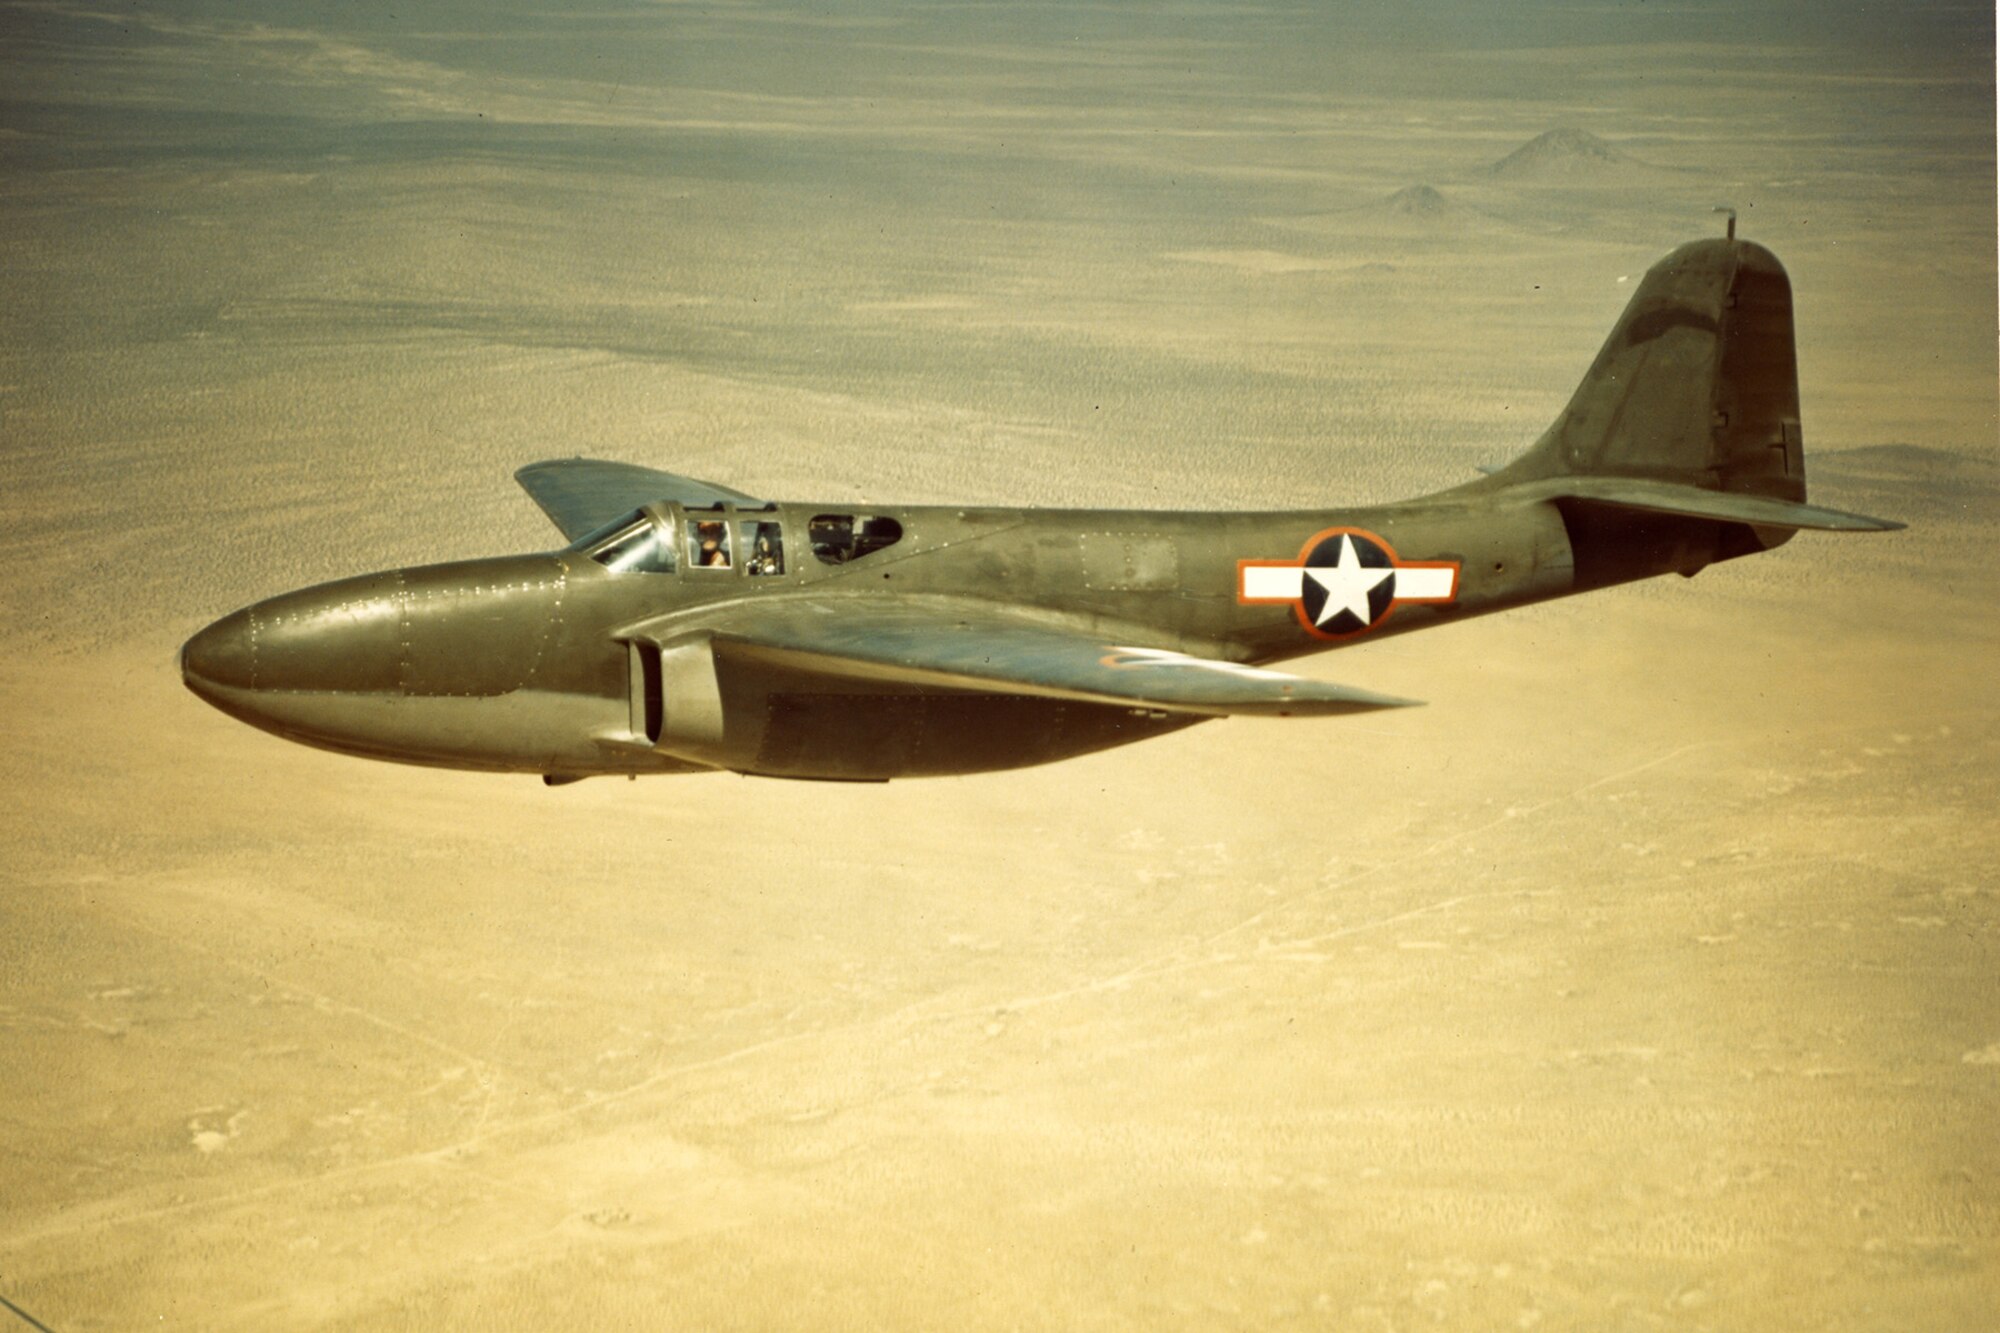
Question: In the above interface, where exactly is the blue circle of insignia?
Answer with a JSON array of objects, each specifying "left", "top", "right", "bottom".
[{"left": 1297, "top": 531, "right": 1397, "bottom": 633}]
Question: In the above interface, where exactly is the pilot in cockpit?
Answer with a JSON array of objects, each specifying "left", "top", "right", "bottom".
[{"left": 695, "top": 521, "right": 731, "bottom": 568}]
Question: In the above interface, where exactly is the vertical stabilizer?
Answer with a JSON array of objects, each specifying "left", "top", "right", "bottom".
[{"left": 1494, "top": 238, "right": 1806, "bottom": 502}]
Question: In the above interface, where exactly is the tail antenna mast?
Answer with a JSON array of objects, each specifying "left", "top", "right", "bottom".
[{"left": 1713, "top": 205, "right": 1737, "bottom": 241}]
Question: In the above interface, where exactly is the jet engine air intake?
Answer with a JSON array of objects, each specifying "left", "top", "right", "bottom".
[{"left": 628, "top": 635, "right": 727, "bottom": 757}]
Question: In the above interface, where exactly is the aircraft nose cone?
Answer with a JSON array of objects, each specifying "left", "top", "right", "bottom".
[{"left": 181, "top": 607, "right": 257, "bottom": 697}]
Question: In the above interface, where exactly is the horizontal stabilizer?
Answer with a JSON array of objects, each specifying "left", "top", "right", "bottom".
[
  {"left": 1528, "top": 476, "right": 1903, "bottom": 531},
  {"left": 642, "top": 600, "right": 1421, "bottom": 718},
  {"left": 516, "top": 458, "right": 764, "bottom": 541}
]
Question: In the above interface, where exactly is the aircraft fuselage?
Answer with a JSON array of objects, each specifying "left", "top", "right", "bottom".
[
  {"left": 182, "top": 497, "right": 1585, "bottom": 779},
  {"left": 181, "top": 238, "right": 1901, "bottom": 782}
]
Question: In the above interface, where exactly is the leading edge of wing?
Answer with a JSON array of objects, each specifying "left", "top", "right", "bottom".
[
  {"left": 516, "top": 458, "right": 765, "bottom": 541},
  {"left": 686, "top": 601, "right": 1421, "bottom": 718}
]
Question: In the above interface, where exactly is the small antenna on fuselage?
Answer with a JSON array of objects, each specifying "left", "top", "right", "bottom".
[{"left": 1713, "top": 205, "right": 1737, "bottom": 241}]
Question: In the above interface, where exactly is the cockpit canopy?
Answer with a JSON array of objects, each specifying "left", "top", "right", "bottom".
[
  {"left": 571, "top": 507, "right": 902, "bottom": 575},
  {"left": 574, "top": 508, "right": 676, "bottom": 574}
]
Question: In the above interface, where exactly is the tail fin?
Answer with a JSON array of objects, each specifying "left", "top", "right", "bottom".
[
  {"left": 1478, "top": 237, "right": 1899, "bottom": 584},
  {"left": 1499, "top": 237, "right": 1807, "bottom": 498}
]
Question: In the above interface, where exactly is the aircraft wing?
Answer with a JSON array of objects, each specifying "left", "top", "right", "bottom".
[
  {"left": 678, "top": 599, "right": 1421, "bottom": 718},
  {"left": 516, "top": 458, "right": 765, "bottom": 541}
]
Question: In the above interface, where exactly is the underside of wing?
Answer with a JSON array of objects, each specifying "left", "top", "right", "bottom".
[
  {"left": 675, "top": 599, "right": 1421, "bottom": 718},
  {"left": 516, "top": 458, "right": 765, "bottom": 541}
]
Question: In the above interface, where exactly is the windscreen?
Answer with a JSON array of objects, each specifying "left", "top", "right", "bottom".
[
  {"left": 568, "top": 508, "right": 649, "bottom": 552},
  {"left": 588, "top": 514, "right": 676, "bottom": 574}
]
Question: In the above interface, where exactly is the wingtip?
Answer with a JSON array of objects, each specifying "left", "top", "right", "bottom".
[
  {"left": 1287, "top": 687, "right": 1425, "bottom": 716},
  {"left": 1364, "top": 691, "right": 1427, "bottom": 711}
]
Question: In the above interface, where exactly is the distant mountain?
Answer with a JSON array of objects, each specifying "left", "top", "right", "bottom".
[
  {"left": 1380, "top": 184, "right": 1453, "bottom": 217},
  {"left": 1486, "top": 128, "right": 1643, "bottom": 180}
]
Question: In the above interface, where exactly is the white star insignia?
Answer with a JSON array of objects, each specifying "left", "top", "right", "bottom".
[{"left": 1304, "top": 534, "right": 1391, "bottom": 627}]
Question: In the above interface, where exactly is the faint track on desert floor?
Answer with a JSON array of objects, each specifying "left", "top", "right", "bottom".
[
  {"left": 4, "top": 709, "right": 1989, "bottom": 1261},
  {"left": 879, "top": 706, "right": 1996, "bottom": 1026},
  {"left": 0, "top": 1001, "right": 936, "bottom": 1255},
  {"left": 201, "top": 1195, "right": 768, "bottom": 1333},
  {"left": 85, "top": 893, "right": 504, "bottom": 1079},
  {"left": 0, "top": 1286, "right": 59, "bottom": 1333}
]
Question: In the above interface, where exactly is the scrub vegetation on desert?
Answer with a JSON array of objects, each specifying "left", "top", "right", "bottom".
[{"left": 1, "top": 2, "right": 1995, "bottom": 1328}]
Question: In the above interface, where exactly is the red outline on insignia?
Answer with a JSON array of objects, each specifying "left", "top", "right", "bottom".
[{"left": 1235, "top": 526, "right": 1460, "bottom": 640}]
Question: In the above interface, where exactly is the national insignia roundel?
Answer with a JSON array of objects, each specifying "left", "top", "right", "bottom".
[{"left": 1237, "top": 527, "right": 1459, "bottom": 639}]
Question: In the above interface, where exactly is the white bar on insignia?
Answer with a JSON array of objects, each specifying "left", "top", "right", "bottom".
[
  {"left": 1241, "top": 566, "right": 1305, "bottom": 600},
  {"left": 1393, "top": 566, "right": 1454, "bottom": 599}
]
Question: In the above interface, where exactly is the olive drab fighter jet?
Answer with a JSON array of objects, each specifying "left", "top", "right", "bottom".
[{"left": 182, "top": 235, "right": 1901, "bottom": 783}]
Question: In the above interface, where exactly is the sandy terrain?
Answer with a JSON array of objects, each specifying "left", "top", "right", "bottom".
[{"left": 1, "top": 2, "right": 1995, "bottom": 1328}]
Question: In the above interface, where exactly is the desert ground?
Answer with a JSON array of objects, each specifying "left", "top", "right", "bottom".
[{"left": 1, "top": 2, "right": 1995, "bottom": 1328}]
